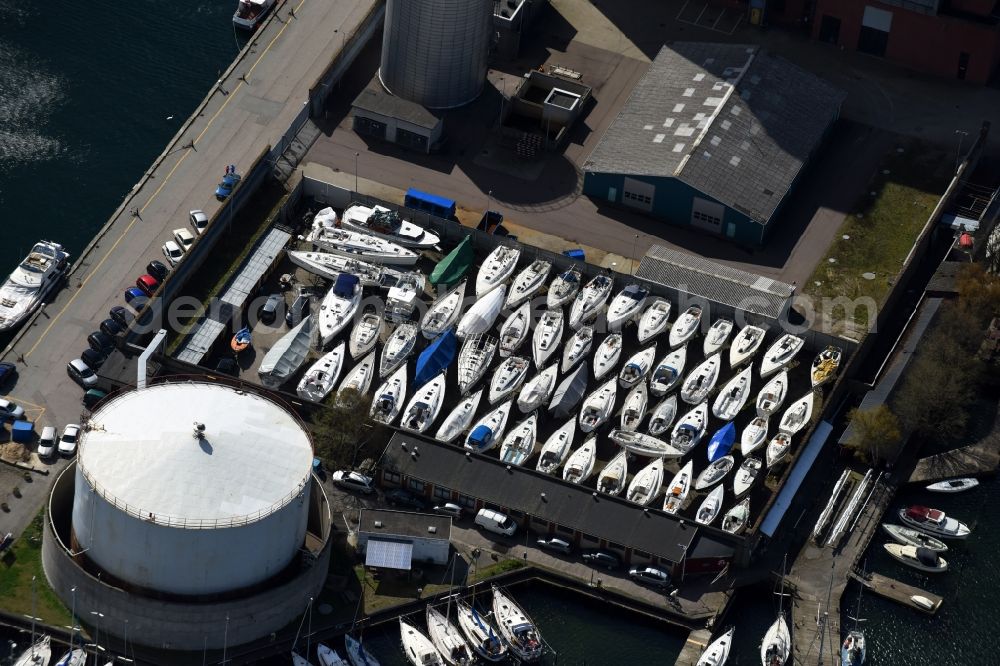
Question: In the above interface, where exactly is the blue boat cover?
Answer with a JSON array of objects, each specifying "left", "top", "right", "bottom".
[
  {"left": 414, "top": 328, "right": 457, "bottom": 388},
  {"left": 468, "top": 425, "right": 493, "bottom": 450},
  {"left": 707, "top": 422, "right": 736, "bottom": 462},
  {"left": 334, "top": 273, "right": 359, "bottom": 298}
]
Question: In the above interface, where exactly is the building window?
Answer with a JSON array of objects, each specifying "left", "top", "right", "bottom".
[
  {"left": 433, "top": 487, "right": 451, "bottom": 500},
  {"left": 383, "top": 471, "right": 401, "bottom": 484},
  {"left": 556, "top": 524, "right": 574, "bottom": 535},
  {"left": 408, "top": 479, "right": 425, "bottom": 493},
  {"left": 634, "top": 549, "right": 650, "bottom": 559},
  {"left": 458, "top": 495, "right": 476, "bottom": 509},
  {"left": 508, "top": 510, "right": 524, "bottom": 519},
  {"left": 623, "top": 191, "right": 652, "bottom": 205}
]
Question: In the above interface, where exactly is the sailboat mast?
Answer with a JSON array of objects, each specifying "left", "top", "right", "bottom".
[{"left": 30, "top": 576, "right": 37, "bottom": 657}]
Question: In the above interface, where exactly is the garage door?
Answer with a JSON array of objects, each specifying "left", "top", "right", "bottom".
[
  {"left": 622, "top": 177, "right": 655, "bottom": 213},
  {"left": 691, "top": 197, "right": 725, "bottom": 233}
]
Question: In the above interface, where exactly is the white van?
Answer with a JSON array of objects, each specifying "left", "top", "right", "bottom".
[
  {"left": 37, "top": 426, "right": 57, "bottom": 459},
  {"left": 474, "top": 508, "right": 517, "bottom": 537}
]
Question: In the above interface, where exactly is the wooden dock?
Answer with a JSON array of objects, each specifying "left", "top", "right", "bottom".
[
  {"left": 850, "top": 572, "right": 943, "bottom": 615},
  {"left": 672, "top": 628, "right": 712, "bottom": 666},
  {"left": 908, "top": 442, "right": 999, "bottom": 483}
]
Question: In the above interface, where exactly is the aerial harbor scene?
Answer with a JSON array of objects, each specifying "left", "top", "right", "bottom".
[{"left": 2, "top": 0, "right": 1000, "bottom": 665}]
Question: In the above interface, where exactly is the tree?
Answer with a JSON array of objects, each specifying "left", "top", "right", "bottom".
[
  {"left": 309, "top": 389, "right": 373, "bottom": 470},
  {"left": 844, "top": 404, "right": 902, "bottom": 465}
]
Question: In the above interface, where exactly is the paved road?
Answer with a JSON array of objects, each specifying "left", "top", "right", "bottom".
[{"left": 0, "top": 0, "right": 377, "bottom": 539}]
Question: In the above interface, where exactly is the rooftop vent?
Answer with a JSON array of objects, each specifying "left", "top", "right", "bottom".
[
  {"left": 374, "top": 520, "right": 383, "bottom": 528},
  {"left": 428, "top": 526, "right": 438, "bottom": 534}
]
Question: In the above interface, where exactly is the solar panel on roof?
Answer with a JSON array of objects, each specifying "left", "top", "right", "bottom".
[{"left": 365, "top": 540, "right": 413, "bottom": 570}]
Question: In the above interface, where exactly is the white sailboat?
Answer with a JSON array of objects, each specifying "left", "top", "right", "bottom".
[
  {"left": 536, "top": 418, "right": 576, "bottom": 474},
  {"left": 506, "top": 259, "right": 551, "bottom": 309},
  {"left": 287, "top": 250, "right": 402, "bottom": 288},
  {"left": 296, "top": 342, "right": 346, "bottom": 403},
  {"left": 637, "top": 298, "right": 671, "bottom": 344},
  {"left": 597, "top": 449, "right": 629, "bottom": 496},
  {"left": 663, "top": 460, "right": 694, "bottom": 514},
  {"left": 562, "top": 437, "right": 597, "bottom": 484},
  {"left": 759, "top": 334, "right": 804, "bottom": 378},
  {"left": 670, "top": 401, "right": 709, "bottom": 454},
  {"left": 455, "top": 600, "right": 507, "bottom": 662},
  {"left": 569, "top": 274, "right": 613, "bottom": 329},
  {"left": 492, "top": 586, "right": 543, "bottom": 662},
  {"left": 490, "top": 356, "right": 530, "bottom": 404},
  {"left": 317, "top": 643, "right": 350, "bottom": 666},
  {"left": 606, "top": 284, "right": 649, "bottom": 331},
  {"left": 547, "top": 267, "right": 581, "bottom": 309},
  {"left": 517, "top": 364, "right": 558, "bottom": 413},
  {"left": 618, "top": 345, "right": 657, "bottom": 389},
  {"left": 722, "top": 497, "right": 750, "bottom": 534},
  {"left": 742, "top": 416, "right": 769, "bottom": 455},
  {"left": 760, "top": 604, "right": 790, "bottom": 666},
  {"left": 695, "top": 455, "right": 736, "bottom": 490},
  {"left": 733, "top": 457, "right": 762, "bottom": 497},
  {"left": 259, "top": 315, "right": 314, "bottom": 389},
  {"left": 307, "top": 226, "right": 419, "bottom": 266},
  {"left": 499, "top": 412, "right": 539, "bottom": 466},
  {"left": 369, "top": 364, "right": 407, "bottom": 425},
  {"left": 647, "top": 395, "right": 679, "bottom": 437},
  {"left": 476, "top": 246, "right": 521, "bottom": 298},
  {"left": 620, "top": 382, "right": 648, "bottom": 432},
  {"left": 400, "top": 371, "right": 447, "bottom": 434},
  {"left": 399, "top": 618, "right": 444, "bottom": 666},
  {"left": 778, "top": 392, "right": 814, "bottom": 435},
  {"left": 53, "top": 649, "right": 86, "bottom": 666},
  {"left": 532, "top": 308, "right": 564, "bottom": 368},
  {"left": 811, "top": 345, "right": 843, "bottom": 388},
  {"left": 765, "top": 432, "right": 792, "bottom": 467},
  {"left": 728, "top": 325, "right": 765, "bottom": 367},
  {"left": 457, "top": 335, "right": 497, "bottom": 394},
  {"left": 379, "top": 322, "right": 418, "bottom": 377},
  {"left": 668, "top": 305, "right": 702, "bottom": 348},
  {"left": 548, "top": 361, "right": 589, "bottom": 418},
  {"left": 696, "top": 627, "right": 733, "bottom": 666},
  {"left": 456, "top": 285, "right": 506, "bottom": 339},
  {"left": 695, "top": 484, "right": 725, "bottom": 526},
  {"left": 345, "top": 635, "right": 380, "bottom": 666},
  {"left": 336, "top": 352, "right": 376, "bottom": 406},
  {"left": 626, "top": 457, "right": 664, "bottom": 506},
  {"left": 713, "top": 365, "right": 752, "bottom": 421},
  {"left": 561, "top": 325, "right": 594, "bottom": 373},
  {"left": 14, "top": 636, "right": 51, "bottom": 666},
  {"left": 680, "top": 353, "right": 721, "bottom": 405},
  {"left": 650, "top": 345, "right": 687, "bottom": 396},
  {"left": 593, "top": 333, "right": 623, "bottom": 380},
  {"left": 702, "top": 319, "right": 734, "bottom": 356},
  {"left": 422, "top": 280, "right": 467, "bottom": 340},
  {"left": 610, "top": 429, "right": 685, "bottom": 458},
  {"left": 465, "top": 400, "right": 513, "bottom": 453},
  {"left": 338, "top": 203, "right": 441, "bottom": 249},
  {"left": 756, "top": 370, "right": 788, "bottom": 418},
  {"left": 882, "top": 524, "right": 948, "bottom": 553},
  {"left": 319, "top": 275, "right": 362, "bottom": 345},
  {"left": 498, "top": 301, "right": 531, "bottom": 358},
  {"left": 349, "top": 307, "right": 383, "bottom": 359},
  {"left": 436, "top": 389, "right": 484, "bottom": 443},
  {"left": 0, "top": 240, "right": 69, "bottom": 333},
  {"left": 579, "top": 378, "right": 617, "bottom": 433},
  {"left": 426, "top": 604, "right": 474, "bottom": 666}
]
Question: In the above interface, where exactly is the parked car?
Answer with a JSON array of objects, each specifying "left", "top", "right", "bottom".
[
  {"left": 136, "top": 274, "right": 160, "bottom": 297},
  {"left": 161, "top": 240, "right": 184, "bottom": 266},
  {"left": 628, "top": 567, "right": 672, "bottom": 589},
  {"left": 173, "top": 228, "right": 195, "bottom": 253},
  {"left": 189, "top": 209, "right": 209, "bottom": 235},
  {"left": 109, "top": 306, "right": 134, "bottom": 329},
  {"left": 215, "top": 357, "right": 239, "bottom": 377},
  {"left": 0, "top": 533, "right": 12, "bottom": 553},
  {"left": 0, "top": 362, "right": 17, "bottom": 386},
  {"left": 124, "top": 287, "right": 148, "bottom": 308},
  {"left": 81, "top": 348, "right": 107, "bottom": 371},
  {"left": 385, "top": 488, "right": 427, "bottom": 510},
  {"left": 58, "top": 424, "right": 81, "bottom": 456},
  {"left": 285, "top": 292, "right": 310, "bottom": 327},
  {"left": 215, "top": 171, "right": 241, "bottom": 200},
  {"left": 146, "top": 260, "right": 170, "bottom": 282},
  {"left": 100, "top": 318, "right": 124, "bottom": 337},
  {"left": 474, "top": 508, "right": 517, "bottom": 537},
  {"left": 259, "top": 293, "right": 283, "bottom": 324},
  {"left": 581, "top": 550, "right": 622, "bottom": 570},
  {"left": 67, "top": 358, "right": 98, "bottom": 387},
  {"left": 332, "top": 470, "right": 376, "bottom": 494},
  {"left": 433, "top": 503, "right": 463, "bottom": 519},
  {"left": 37, "top": 426, "right": 57, "bottom": 459},
  {"left": 87, "top": 331, "right": 115, "bottom": 354},
  {"left": 83, "top": 389, "right": 108, "bottom": 409},
  {"left": 0, "top": 398, "right": 25, "bottom": 421},
  {"left": 535, "top": 537, "right": 573, "bottom": 555}
]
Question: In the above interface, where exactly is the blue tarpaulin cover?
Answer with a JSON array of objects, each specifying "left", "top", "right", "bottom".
[
  {"left": 414, "top": 328, "right": 457, "bottom": 388},
  {"left": 11, "top": 420, "right": 33, "bottom": 443},
  {"left": 333, "top": 273, "right": 359, "bottom": 298},
  {"left": 707, "top": 422, "right": 735, "bottom": 462}
]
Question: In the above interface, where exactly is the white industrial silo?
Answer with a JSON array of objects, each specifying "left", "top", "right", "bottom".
[
  {"left": 379, "top": 0, "right": 494, "bottom": 109},
  {"left": 70, "top": 382, "right": 314, "bottom": 596}
]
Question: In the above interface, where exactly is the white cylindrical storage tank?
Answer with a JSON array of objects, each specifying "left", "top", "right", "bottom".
[
  {"left": 71, "top": 383, "right": 313, "bottom": 596},
  {"left": 379, "top": 0, "right": 493, "bottom": 109}
]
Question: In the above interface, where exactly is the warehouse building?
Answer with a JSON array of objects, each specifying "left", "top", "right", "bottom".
[
  {"left": 582, "top": 42, "right": 845, "bottom": 247},
  {"left": 358, "top": 509, "right": 452, "bottom": 568}
]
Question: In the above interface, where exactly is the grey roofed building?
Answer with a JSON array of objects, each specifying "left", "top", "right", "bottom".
[{"left": 359, "top": 508, "right": 452, "bottom": 541}]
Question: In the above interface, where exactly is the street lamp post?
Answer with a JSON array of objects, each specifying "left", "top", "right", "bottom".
[
  {"left": 955, "top": 129, "right": 969, "bottom": 171},
  {"left": 677, "top": 544, "right": 688, "bottom": 584},
  {"left": 631, "top": 233, "right": 640, "bottom": 276},
  {"left": 354, "top": 152, "right": 360, "bottom": 195},
  {"left": 89, "top": 611, "right": 105, "bottom": 658}
]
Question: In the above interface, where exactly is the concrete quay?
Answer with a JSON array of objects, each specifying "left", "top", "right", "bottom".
[{"left": 908, "top": 441, "right": 1000, "bottom": 484}]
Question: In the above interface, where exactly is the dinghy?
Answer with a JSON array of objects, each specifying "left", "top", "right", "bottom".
[
  {"left": 626, "top": 457, "right": 664, "bottom": 506},
  {"left": 620, "top": 382, "right": 648, "bottom": 432},
  {"left": 610, "top": 429, "right": 685, "bottom": 458},
  {"left": 258, "top": 316, "right": 314, "bottom": 389},
  {"left": 670, "top": 401, "right": 708, "bottom": 454},
  {"left": 742, "top": 416, "right": 768, "bottom": 455},
  {"left": 517, "top": 364, "right": 558, "bottom": 413},
  {"left": 707, "top": 422, "right": 736, "bottom": 462},
  {"left": 422, "top": 280, "right": 467, "bottom": 340},
  {"left": 579, "top": 378, "right": 617, "bottom": 433},
  {"left": 695, "top": 484, "right": 725, "bottom": 525},
  {"left": 759, "top": 334, "right": 804, "bottom": 378},
  {"left": 489, "top": 356, "right": 530, "bottom": 404},
  {"left": 399, "top": 618, "right": 443, "bottom": 666},
  {"left": 336, "top": 352, "right": 376, "bottom": 406},
  {"left": 338, "top": 203, "right": 440, "bottom": 248},
  {"left": 385, "top": 272, "right": 424, "bottom": 323},
  {"left": 619, "top": 345, "right": 656, "bottom": 389},
  {"left": 810, "top": 345, "right": 842, "bottom": 388},
  {"left": 287, "top": 250, "right": 403, "bottom": 287},
  {"left": 457, "top": 335, "right": 497, "bottom": 394},
  {"left": 297, "top": 342, "right": 346, "bottom": 402},
  {"left": 506, "top": 259, "right": 551, "bottom": 309},
  {"left": 400, "top": 371, "right": 447, "bottom": 434},
  {"left": 465, "top": 400, "right": 513, "bottom": 453},
  {"left": 499, "top": 412, "right": 539, "bottom": 466},
  {"left": 455, "top": 600, "right": 506, "bottom": 662},
  {"left": 703, "top": 319, "right": 734, "bottom": 356},
  {"left": 695, "top": 455, "right": 735, "bottom": 490},
  {"left": 319, "top": 274, "right": 361, "bottom": 345},
  {"left": 369, "top": 364, "right": 407, "bottom": 425},
  {"left": 883, "top": 544, "right": 948, "bottom": 573},
  {"left": 637, "top": 298, "right": 671, "bottom": 344},
  {"left": 778, "top": 392, "right": 814, "bottom": 435},
  {"left": 562, "top": 437, "right": 597, "bottom": 484},
  {"left": 414, "top": 328, "right": 456, "bottom": 389},
  {"left": 755, "top": 370, "right": 788, "bottom": 418},
  {"left": 729, "top": 325, "right": 766, "bottom": 367},
  {"left": 597, "top": 449, "right": 629, "bottom": 496},
  {"left": 426, "top": 603, "right": 474, "bottom": 666},
  {"left": 713, "top": 366, "right": 752, "bottom": 420},
  {"left": 668, "top": 305, "right": 702, "bottom": 348},
  {"left": 722, "top": 497, "right": 750, "bottom": 534},
  {"left": 307, "top": 225, "right": 419, "bottom": 266},
  {"left": 696, "top": 627, "right": 733, "bottom": 666},
  {"left": 498, "top": 301, "right": 531, "bottom": 358},
  {"left": 349, "top": 306, "right": 383, "bottom": 359},
  {"left": 926, "top": 478, "right": 979, "bottom": 493},
  {"left": 765, "top": 432, "right": 792, "bottom": 467},
  {"left": 648, "top": 395, "right": 679, "bottom": 437},
  {"left": 456, "top": 286, "right": 506, "bottom": 339},
  {"left": 733, "top": 457, "right": 762, "bottom": 496},
  {"left": 435, "top": 389, "right": 484, "bottom": 443},
  {"left": 680, "top": 353, "right": 721, "bottom": 405},
  {"left": 536, "top": 419, "right": 576, "bottom": 474},
  {"left": 547, "top": 267, "right": 581, "bottom": 309},
  {"left": 593, "top": 333, "right": 623, "bottom": 380},
  {"left": 492, "top": 586, "right": 543, "bottom": 662},
  {"left": 760, "top": 613, "right": 790, "bottom": 666},
  {"left": 532, "top": 308, "right": 564, "bottom": 368},
  {"left": 899, "top": 505, "right": 971, "bottom": 539},
  {"left": 562, "top": 325, "right": 594, "bottom": 373},
  {"left": 569, "top": 274, "right": 613, "bottom": 329},
  {"left": 663, "top": 460, "right": 694, "bottom": 514},
  {"left": 606, "top": 284, "right": 649, "bottom": 331},
  {"left": 882, "top": 524, "right": 948, "bottom": 553},
  {"left": 379, "top": 322, "right": 418, "bottom": 377},
  {"left": 549, "top": 361, "right": 589, "bottom": 418},
  {"left": 476, "top": 246, "right": 521, "bottom": 298},
  {"left": 650, "top": 345, "right": 687, "bottom": 396}
]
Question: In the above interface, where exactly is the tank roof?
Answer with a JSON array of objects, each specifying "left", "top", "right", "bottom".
[{"left": 78, "top": 382, "right": 313, "bottom": 528}]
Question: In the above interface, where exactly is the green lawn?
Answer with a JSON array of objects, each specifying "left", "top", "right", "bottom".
[
  {"left": 0, "top": 510, "right": 73, "bottom": 628},
  {"left": 354, "top": 565, "right": 453, "bottom": 614}
]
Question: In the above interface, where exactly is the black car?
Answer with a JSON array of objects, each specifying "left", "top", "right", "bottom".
[
  {"left": 535, "top": 537, "right": 573, "bottom": 555},
  {"left": 581, "top": 550, "right": 622, "bottom": 570},
  {"left": 87, "top": 331, "right": 115, "bottom": 354},
  {"left": 259, "top": 293, "right": 283, "bottom": 324},
  {"left": 100, "top": 318, "right": 125, "bottom": 337},
  {"left": 81, "top": 348, "right": 107, "bottom": 370},
  {"left": 385, "top": 489, "right": 427, "bottom": 510},
  {"left": 146, "top": 260, "right": 170, "bottom": 282},
  {"left": 109, "top": 306, "right": 135, "bottom": 329},
  {"left": 215, "top": 357, "right": 239, "bottom": 377},
  {"left": 0, "top": 362, "right": 17, "bottom": 386}
]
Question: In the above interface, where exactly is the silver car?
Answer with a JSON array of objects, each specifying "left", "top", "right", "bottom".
[{"left": 67, "top": 358, "right": 98, "bottom": 387}]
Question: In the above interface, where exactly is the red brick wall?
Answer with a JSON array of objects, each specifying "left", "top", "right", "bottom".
[{"left": 949, "top": 0, "right": 996, "bottom": 16}]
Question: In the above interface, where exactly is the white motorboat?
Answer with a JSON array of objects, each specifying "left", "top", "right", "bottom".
[
  {"left": 317, "top": 643, "right": 350, "bottom": 666},
  {"left": 722, "top": 497, "right": 750, "bottom": 534},
  {"left": 713, "top": 365, "right": 752, "bottom": 421},
  {"left": 422, "top": 280, "right": 467, "bottom": 340},
  {"left": 476, "top": 246, "right": 521, "bottom": 297},
  {"left": 385, "top": 272, "right": 425, "bottom": 322},
  {"left": 618, "top": 345, "right": 656, "bottom": 388},
  {"left": 733, "top": 457, "right": 762, "bottom": 496},
  {"left": 349, "top": 307, "right": 383, "bottom": 359},
  {"left": 910, "top": 595, "right": 937, "bottom": 611},
  {"left": 670, "top": 401, "right": 708, "bottom": 454},
  {"left": 759, "top": 334, "right": 804, "bottom": 378},
  {"left": 593, "top": 333, "right": 623, "bottom": 380},
  {"left": 292, "top": 650, "right": 313, "bottom": 666},
  {"left": 506, "top": 259, "right": 551, "bottom": 309},
  {"left": 637, "top": 298, "right": 671, "bottom": 344},
  {"left": 338, "top": 203, "right": 441, "bottom": 249},
  {"left": 259, "top": 316, "right": 314, "bottom": 389},
  {"left": 307, "top": 224, "right": 419, "bottom": 266},
  {"left": 532, "top": 308, "right": 564, "bottom": 368},
  {"left": 741, "top": 417, "right": 768, "bottom": 455},
  {"left": 597, "top": 449, "right": 629, "bottom": 496},
  {"left": 695, "top": 484, "right": 725, "bottom": 526},
  {"left": 549, "top": 361, "right": 589, "bottom": 418},
  {"left": 606, "top": 284, "right": 649, "bottom": 331},
  {"left": 345, "top": 635, "right": 380, "bottom": 666},
  {"left": 695, "top": 455, "right": 735, "bottom": 490},
  {"left": 13, "top": 635, "right": 51, "bottom": 666},
  {"left": 337, "top": 352, "right": 376, "bottom": 406},
  {"left": 287, "top": 250, "right": 403, "bottom": 288},
  {"left": 536, "top": 418, "right": 576, "bottom": 474},
  {"left": 53, "top": 649, "right": 86, "bottom": 666},
  {"left": 517, "top": 364, "right": 558, "bottom": 413},
  {"left": 620, "top": 382, "right": 648, "bottom": 432},
  {"left": 400, "top": 371, "right": 447, "bottom": 434},
  {"left": 426, "top": 604, "right": 474, "bottom": 666},
  {"left": 319, "top": 274, "right": 362, "bottom": 345},
  {"left": 369, "top": 364, "right": 407, "bottom": 425},
  {"left": 569, "top": 274, "right": 613, "bottom": 329},
  {"left": 841, "top": 630, "right": 865, "bottom": 666},
  {"left": 499, "top": 301, "right": 531, "bottom": 358},
  {"left": 562, "top": 437, "right": 597, "bottom": 484},
  {"left": 810, "top": 345, "right": 843, "bottom": 388},
  {"left": 233, "top": 0, "right": 275, "bottom": 30},
  {"left": 648, "top": 395, "right": 679, "bottom": 436},
  {"left": 729, "top": 325, "right": 766, "bottom": 367},
  {"left": 883, "top": 543, "right": 948, "bottom": 573},
  {"left": 457, "top": 335, "right": 497, "bottom": 394},
  {"left": 668, "top": 305, "right": 702, "bottom": 348},
  {"left": 492, "top": 586, "right": 543, "bottom": 662},
  {"left": 579, "top": 378, "right": 617, "bottom": 433},
  {"left": 490, "top": 356, "right": 530, "bottom": 404},
  {"left": 663, "top": 460, "right": 694, "bottom": 514},
  {"left": 898, "top": 506, "right": 971, "bottom": 539},
  {"left": 296, "top": 342, "right": 346, "bottom": 403},
  {"left": 926, "top": 478, "right": 979, "bottom": 493},
  {"left": 400, "top": 618, "right": 444, "bottom": 666},
  {"left": 650, "top": 345, "right": 687, "bottom": 396},
  {"left": 455, "top": 600, "right": 507, "bottom": 662},
  {"left": 760, "top": 613, "right": 790, "bottom": 666},
  {"left": 457, "top": 285, "right": 506, "bottom": 339},
  {"left": 547, "top": 267, "right": 581, "bottom": 309},
  {"left": 380, "top": 322, "right": 418, "bottom": 377},
  {"left": 561, "top": 325, "right": 594, "bottom": 373},
  {"left": 703, "top": 319, "right": 734, "bottom": 356},
  {"left": 465, "top": 400, "right": 513, "bottom": 453},
  {"left": 696, "top": 627, "right": 733, "bottom": 666},
  {"left": 881, "top": 524, "right": 948, "bottom": 553},
  {"left": 499, "top": 412, "right": 539, "bottom": 466},
  {"left": 755, "top": 370, "right": 788, "bottom": 418},
  {"left": 610, "top": 429, "right": 685, "bottom": 458},
  {"left": 0, "top": 240, "right": 69, "bottom": 333},
  {"left": 778, "top": 392, "right": 814, "bottom": 435},
  {"left": 626, "top": 457, "right": 664, "bottom": 506},
  {"left": 680, "top": 353, "right": 721, "bottom": 405},
  {"left": 765, "top": 432, "right": 792, "bottom": 467},
  {"left": 436, "top": 389, "right": 484, "bottom": 443}
]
